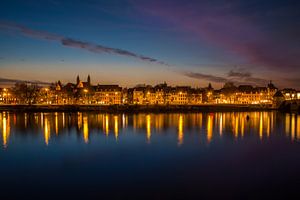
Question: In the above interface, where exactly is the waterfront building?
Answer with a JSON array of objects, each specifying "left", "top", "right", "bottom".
[
  {"left": 189, "top": 88, "right": 203, "bottom": 104},
  {"left": 1, "top": 77, "right": 296, "bottom": 107},
  {"left": 133, "top": 87, "right": 145, "bottom": 104},
  {"left": 281, "top": 88, "right": 298, "bottom": 100},
  {"left": 94, "top": 85, "right": 122, "bottom": 105}
]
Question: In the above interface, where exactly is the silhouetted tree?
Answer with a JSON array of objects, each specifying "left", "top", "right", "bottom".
[{"left": 13, "top": 82, "right": 39, "bottom": 104}]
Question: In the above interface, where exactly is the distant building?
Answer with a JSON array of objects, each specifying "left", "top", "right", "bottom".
[
  {"left": 273, "top": 91, "right": 285, "bottom": 107},
  {"left": 281, "top": 88, "right": 297, "bottom": 100},
  {"left": 94, "top": 85, "right": 122, "bottom": 105},
  {"left": 133, "top": 87, "right": 145, "bottom": 104}
]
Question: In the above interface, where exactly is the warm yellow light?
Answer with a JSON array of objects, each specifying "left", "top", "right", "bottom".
[
  {"left": 259, "top": 113, "right": 263, "bottom": 140},
  {"left": 55, "top": 112, "right": 58, "bottom": 135},
  {"left": 2, "top": 114, "right": 10, "bottom": 148},
  {"left": 234, "top": 115, "right": 239, "bottom": 138},
  {"left": 114, "top": 116, "right": 118, "bottom": 141},
  {"left": 285, "top": 114, "right": 290, "bottom": 136},
  {"left": 297, "top": 115, "right": 300, "bottom": 140},
  {"left": 146, "top": 114, "right": 151, "bottom": 143},
  {"left": 83, "top": 116, "right": 88, "bottom": 143},
  {"left": 44, "top": 118, "right": 50, "bottom": 146},
  {"left": 77, "top": 112, "right": 82, "bottom": 129},
  {"left": 219, "top": 114, "right": 222, "bottom": 136},
  {"left": 207, "top": 115, "right": 213, "bottom": 143},
  {"left": 291, "top": 114, "right": 295, "bottom": 141},
  {"left": 84, "top": 89, "right": 88, "bottom": 93},
  {"left": 178, "top": 115, "right": 183, "bottom": 145},
  {"left": 105, "top": 115, "right": 109, "bottom": 136}
]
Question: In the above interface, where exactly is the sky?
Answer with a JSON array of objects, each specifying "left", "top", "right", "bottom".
[{"left": 0, "top": 0, "right": 299, "bottom": 89}]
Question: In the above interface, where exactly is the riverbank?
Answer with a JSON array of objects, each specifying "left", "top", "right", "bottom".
[{"left": 0, "top": 104, "right": 276, "bottom": 113}]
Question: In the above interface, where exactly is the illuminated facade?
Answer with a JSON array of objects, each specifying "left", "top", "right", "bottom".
[
  {"left": 218, "top": 82, "right": 278, "bottom": 105},
  {"left": 133, "top": 88, "right": 145, "bottom": 104},
  {"left": 94, "top": 85, "right": 122, "bottom": 105},
  {"left": 1, "top": 78, "right": 299, "bottom": 106}
]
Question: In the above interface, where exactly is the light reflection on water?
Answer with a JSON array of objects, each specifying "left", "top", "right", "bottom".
[{"left": 1, "top": 111, "right": 300, "bottom": 148}]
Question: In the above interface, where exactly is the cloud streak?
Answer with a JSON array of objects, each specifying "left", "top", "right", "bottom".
[
  {"left": 228, "top": 69, "right": 251, "bottom": 78},
  {"left": 183, "top": 72, "right": 228, "bottom": 83},
  {"left": 0, "top": 21, "right": 169, "bottom": 66},
  {"left": 0, "top": 77, "right": 51, "bottom": 85},
  {"left": 183, "top": 68, "right": 268, "bottom": 86}
]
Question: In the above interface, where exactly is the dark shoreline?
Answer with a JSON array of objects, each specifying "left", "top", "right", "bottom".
[{"left": 0, "top": 104, "right": 277, "bottom": 113}]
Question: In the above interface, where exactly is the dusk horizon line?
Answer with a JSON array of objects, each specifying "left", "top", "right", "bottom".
[{"left": 0, "top": 75, "right": 297, "bottom": 91}]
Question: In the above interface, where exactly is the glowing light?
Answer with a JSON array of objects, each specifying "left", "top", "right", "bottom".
[
  {"left": 178, "top": 115, "right": 184, "bottom": 146},
  {"left": 55, "top": 112, "right": 58, "bottom": 135},
  {"left": 44, "top": 118, "right": 50, "bottom": 146},
  {"left": 207, "top": 115, "right": 213, "bottom": 143},
  {"left": 285, "top": 114, "right": 290, "bottom": 136},
  {"left": 146, "top": 114, "right": 151, "bottom": 143},
  {"left": 267, "top": 114, "right": 270, "bottom": 138},
  {"left": 83, "top": 116, "right": 88, "bottom": 143},
  {"left": 241, "top": 116, "right": 244, "bottom": 138},
  {"left": 114, "top": 116, "right": 119, "bottom": 141},
  {"left": 77, "top": 112, "right": 82, "bottom": 129},
  {"left": 291, "top": 114, "right": 295, "bottom": 141},
  {"left": 219, "top": 114, "right": 223, "bottom": 136},
  {"left": 122, "top": 114, "right": 126, "bottom": 128},
  {"left": 62, "top": 113, "right": 65, "bottom": 128},
  {"left": 234, "top": 115, "right": 239, "bottom": 138},
  {"left": 297, "top": 115, "right": 300, "bottom": 141},
  {"left": 105, "top": 115, "right": 109, "bottom": 136},
  {"left": 2, "top": 113, "right": 10, "bottom": 148},
  {"left": 259, "top": 113, "right": 263, "bottom": 140}
]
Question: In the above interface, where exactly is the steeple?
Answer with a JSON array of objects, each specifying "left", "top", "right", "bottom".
[
  {"left": 76, "top": 75, "right": 80, "bottom": 85},
  {"left": 208, "top": 83, "right": 212, "bottom": 90},
  {"left": 87, "top": 75, "right": 91, "bottom": 86}
]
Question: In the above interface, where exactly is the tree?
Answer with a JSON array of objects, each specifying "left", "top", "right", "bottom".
[{"left": 13, "top": 82, "right": 39, "bottom": 104}]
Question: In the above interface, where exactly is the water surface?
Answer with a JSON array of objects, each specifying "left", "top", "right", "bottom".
[{"left": 1, "top": 111, "right": 300, "bottom": 199}]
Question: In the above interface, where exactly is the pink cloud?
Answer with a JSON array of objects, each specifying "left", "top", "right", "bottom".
[{"left": 132, "top": 0, "right": 300, "bottom": 70}]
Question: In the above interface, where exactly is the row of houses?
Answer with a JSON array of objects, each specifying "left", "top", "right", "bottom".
[{"left": 1, "top": 76, "right": 300, "bottom": 105}]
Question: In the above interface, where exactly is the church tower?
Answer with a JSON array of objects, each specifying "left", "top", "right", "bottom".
[
  {"left": 87, "top": 75, "right": 91, "bottom": 86},
  {"left": 76, "top": 75, "right": 80, "bottom": 85}
]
